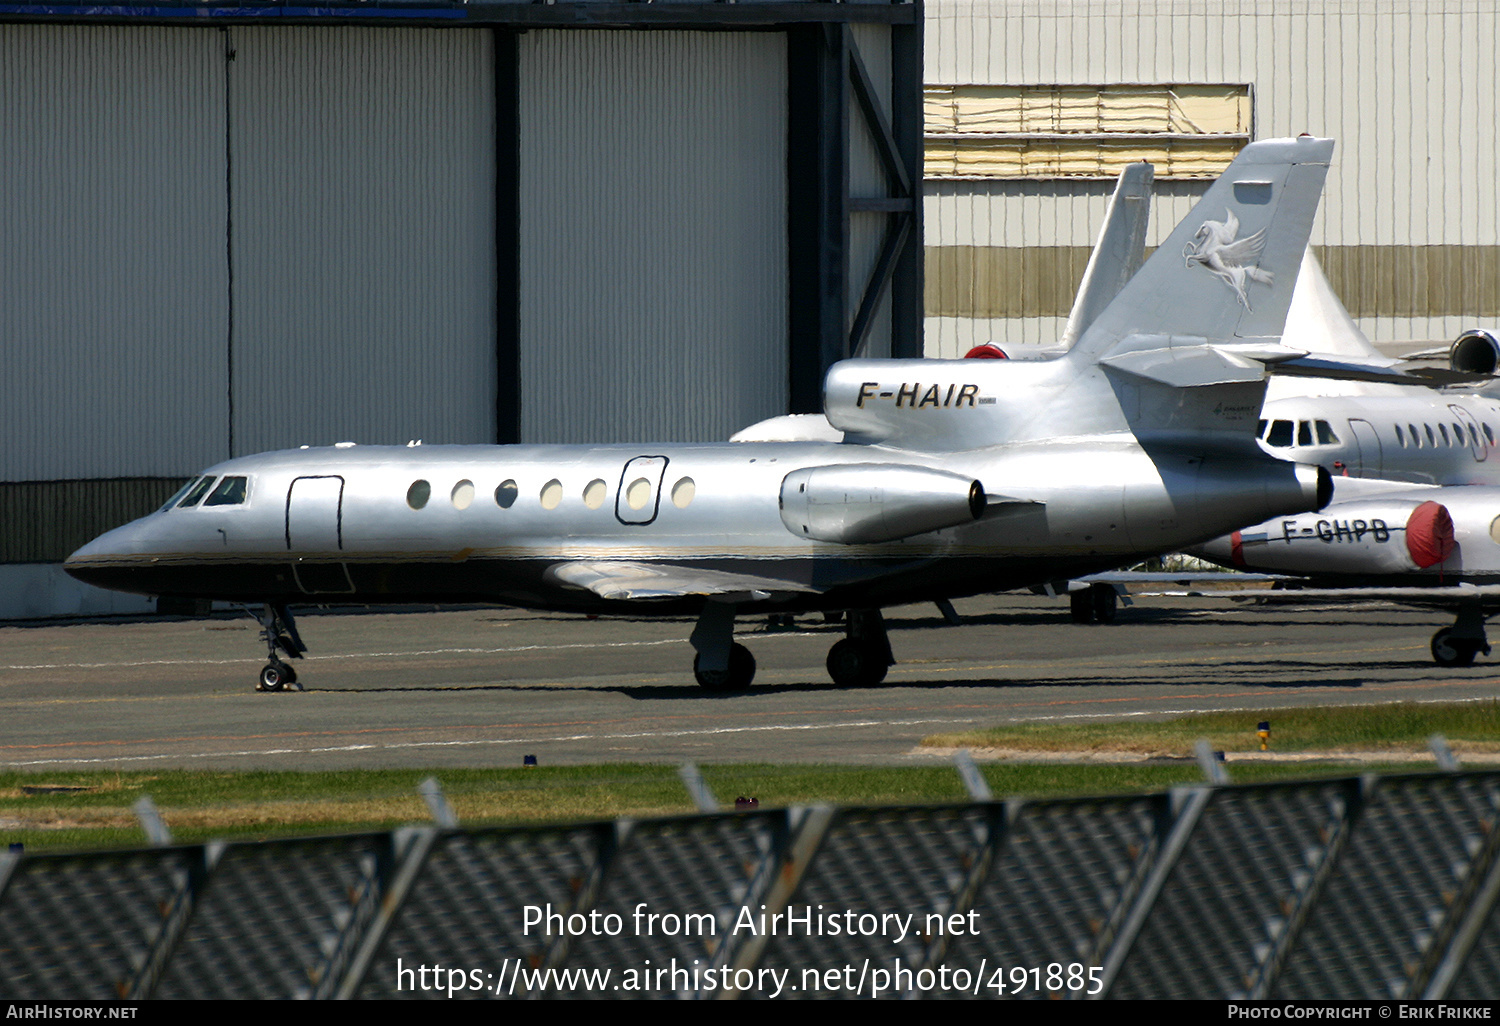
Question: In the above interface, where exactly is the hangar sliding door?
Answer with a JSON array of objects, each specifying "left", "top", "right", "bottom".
[
  {"left": 0, "top": 26, "right": 230, "bottom": 481},
  {"left": 228, "top": 27, "right": 497, "bottom": 455},
  {"left": 518, "top": 30, "right": 789, "bottom": 445}
]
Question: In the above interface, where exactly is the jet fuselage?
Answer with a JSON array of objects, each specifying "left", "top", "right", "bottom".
[{"left": 65, "top": 435, "right": 1319, "bottom": 615}]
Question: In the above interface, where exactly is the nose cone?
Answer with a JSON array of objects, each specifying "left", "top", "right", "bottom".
[{"left": 64, "top": 519, "right": 157, "bottom": 594}]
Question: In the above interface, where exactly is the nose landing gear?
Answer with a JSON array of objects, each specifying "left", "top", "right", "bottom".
[{"left": 254, "top": 603, "right": 307, "bottom": 692}]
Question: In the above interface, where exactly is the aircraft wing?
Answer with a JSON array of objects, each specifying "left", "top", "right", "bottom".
[
  {"left": 545, "top": 560, "right": 823, "bottom": 602},
  {"left": 1221, "top": 584, "right": 1500, "bottom": 610}
]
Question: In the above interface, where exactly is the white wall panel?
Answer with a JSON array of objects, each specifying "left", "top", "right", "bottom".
[
  {"left": 0, "top": 26, "right": 228, "bottom": 480},
  {"left": 925, "top": 0, "right": 1500, "bottom": 348},
  {"left": 519, "top": 30, "right": 787, "bottom": 444},
  {"left": 229, "top": 27, "right": 496, "bottom": 455}
]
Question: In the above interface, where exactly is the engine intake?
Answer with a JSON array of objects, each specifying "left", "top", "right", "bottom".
[
  {"left": 780, "top": 464, "right": 985, "bottom": 544},
  {"left": 1450, "top": 329, "right": 1500, "bottom": 375}
]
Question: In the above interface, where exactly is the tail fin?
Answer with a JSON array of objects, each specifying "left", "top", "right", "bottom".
[
  {"left": 1069, "top": 137, "right": 1334, "bottom": 363},
  {"left": 1059, "top": 161, "right": 1154, "bottom": 349}
]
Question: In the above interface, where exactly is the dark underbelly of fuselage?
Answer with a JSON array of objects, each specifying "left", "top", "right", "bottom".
[{"left": 64, "top": 552, "right": 1139, "bottom": 615}]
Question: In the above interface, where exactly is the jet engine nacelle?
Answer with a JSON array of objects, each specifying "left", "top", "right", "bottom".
[
  {"left": 1450, "top": 329, "right": 1500, "bottom": 375},
  {"left": 1209, "top": 498, "right": 1455, "bottom": 575},
  {"left": 779, "top": 464, "right": 985, "bottom": 544}
]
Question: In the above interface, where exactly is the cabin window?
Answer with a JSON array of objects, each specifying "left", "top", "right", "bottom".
[
  {"left": 1440, "top": 424, "right": 1451, "bottom": 445},
  {"left": 1487, "top": 425, "right": 1496, "bottom": 446},
  {"left": 1426, "top": 424, "right": 1437, "bottom": 447},
  {"left": 583, "top": 479, "right": 607, "bottom": 509},
  {"left": 451, "top": 480, "right": 475, "bottom": 510},
  {"left": 1410, "top": 424, "right": 1421, "bottom": 448},
  {"left": 625, "top": 477, "right": 653, "bottom": 510},
  {"left": 671, "top": 477, "right": 696, "bottom": 509},
  {"left": 496, "top": 480, "right": 518, "bottom": 509},
  {"left": 1394, "top": 425, "right": 1406, "bottom": 447},
  {"left": 1297, "top": 421, "right": 1313, "bottom": 446},
  {"left": 1315, "top": 421, "right": 1338, "bottom": 445},
  {"left": 540, "top": 479, "right": 563, "bottom": 510},
  {"left": 407, "top": 480, "right": 431, "bottom": 510},
  {"left": 1264, "top": 420, "right": 1294, "bottom": 447},
  {"left": 204, "top": 476, "right": 248, "bottom": 506},
  {"left": 177, "top": 476, "right": 218, "bottom": 508},
  {"left": 1470, "top": 425, "right": 1480, "bottom": 445}
]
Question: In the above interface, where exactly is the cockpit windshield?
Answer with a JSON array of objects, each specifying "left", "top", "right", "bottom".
[
  {"left": 160, "top": 477, "right": 205, "bottom": 511},
  {"left": 176, "top": 476, "right": 217, "bottom": 509},
  {"left": 204, "top": 476, "right": 248, "bottom": 506}
]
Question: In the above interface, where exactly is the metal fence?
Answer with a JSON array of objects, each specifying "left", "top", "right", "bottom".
[{"left": 3, "top": 770, "right": 1500, "bottom": 999}]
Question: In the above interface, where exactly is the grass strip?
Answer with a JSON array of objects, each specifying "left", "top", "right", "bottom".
[
  {"left": 0, "top": 759, "right": 1426, "bottom": 854},
  {"left": 923, "top": 700, "right": 1500, "bottom": 756}
]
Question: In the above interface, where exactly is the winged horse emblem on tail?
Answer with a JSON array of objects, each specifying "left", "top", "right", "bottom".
[{"left": 1183, "top": 209, "right": 1274, "bottom": 310}]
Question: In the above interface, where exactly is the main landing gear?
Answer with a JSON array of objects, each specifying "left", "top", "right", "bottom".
[
  {"left": 688, "top": 602, "right": 895, "bottom": 692},
  {"left": 1431, "top": 605, "right": 1492, "bottom": 667},
  {"left": 826, "top": 609, "right": 893, "bottom": 687},
  {"left": 1070, "top": 582, "right": 1119, "bottom": 624},
  {"left": 255, "top": 603, "right": 307, "bottom": 692}
]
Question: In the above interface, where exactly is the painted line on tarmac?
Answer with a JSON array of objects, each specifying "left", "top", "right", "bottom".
[
  {"left": 0, "top": 717, "right": 969, "bottom": 767},
  {"left": 0, "top": 631, "right": 814, "bottom": 673}
]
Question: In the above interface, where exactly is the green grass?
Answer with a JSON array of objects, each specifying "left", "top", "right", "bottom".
[
  {"left": 923, "top": 700, "right": 1500, "bottom": 756},
  {"left": 0, "top": 758, "right": 1429, "bottom": 854}
]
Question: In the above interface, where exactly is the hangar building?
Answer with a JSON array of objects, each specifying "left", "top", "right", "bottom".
[
  {"left": 0, "top": 0, "right": 922, "bottom": 617},
  {"left": 4, "top": 0, "right": 1497, "bottom": 618},
  {"left": 924, "top": 0, "right": 1500, "bottom": 356}
]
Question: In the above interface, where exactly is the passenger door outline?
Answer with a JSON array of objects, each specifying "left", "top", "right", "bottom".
[{"left": 615, "top": 456, "right": 669, "bottom": 526}]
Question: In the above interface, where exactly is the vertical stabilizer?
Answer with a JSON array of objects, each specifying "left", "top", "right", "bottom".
[
  {"left": 1281, "top": 248, "right": 1383, "bottom": 360},
  {"left": 1070, "top": 137, "right": 1335, "bottom": 363},
  {"left": 1059, "top": 161, "right": 1154, "bottom": 349}
]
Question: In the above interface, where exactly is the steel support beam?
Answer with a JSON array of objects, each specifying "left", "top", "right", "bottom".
[
  {"left": 494, "top": 27, "right": 521, "bottom": 444},
  {"left": 787, "top": 23, "right": 848, "bottom": 414},
  {"left": 887, "top": 15, "right": 924, "bottom": 358},
  {"left": 0, "top": 2, "right": 919, "bottom": 30}
]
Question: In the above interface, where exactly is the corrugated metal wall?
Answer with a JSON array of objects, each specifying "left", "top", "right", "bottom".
[
  {"left": 228, "top": 26, "right": 497, "bottom": 455},
  {"left": 924, "top": 0, "right": 1500, "bottom": 355},
  {"left": 518, "top": 30, "right": 788, "bottom": 444},
  {"left": 0, "top": 26, "right": 496, "bottom": 471},
  {"left": 0, "top": 26, "right": 229, "bottom": 481}
]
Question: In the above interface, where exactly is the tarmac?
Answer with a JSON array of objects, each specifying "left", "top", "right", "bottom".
[{"left": 0, "top": 588, "right": 1494, "bottom": 771}]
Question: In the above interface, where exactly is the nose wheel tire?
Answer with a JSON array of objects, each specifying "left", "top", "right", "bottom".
[
  {"left": 257, "top": 660, "right": 299, "bottom": 692},
  {"left": 826, "top": 638, "right": 890, "bottom": 687},
  {"left": 693, "top": 643, "right": 755, "bottom": 692},
  {"left": 1432, "top": 628, "right": 1483, "bottom": 668}
]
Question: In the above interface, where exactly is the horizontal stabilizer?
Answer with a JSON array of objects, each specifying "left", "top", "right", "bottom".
[
  {"left": 546, "top": 560, "right": 821, "bottom": 602},
  {"left": 1100, "top": 344, "right": 1267, "bottom": 388},
  {"left": 1272, "top": 356, "right": 1490, "bottom": 387}
]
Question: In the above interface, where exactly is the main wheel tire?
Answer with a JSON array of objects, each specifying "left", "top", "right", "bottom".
[
  {"left": 258, "top": 662, "right": 289, "bottom": 692},
  {"left": 1091, "top": 583, "right": 1118, "bottom": 624},
  {"left": 826, "top": 638, "right": 890, "bottom": 687},
  {"left": 1070, "top": 589, "right": 1094, "bottom": 624},
  {"left": 1432, "top": 628, "right": 1480, "bottom": 668},
  {"left": 694, "top": 643, "right": 756, "bottom": 692}
]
